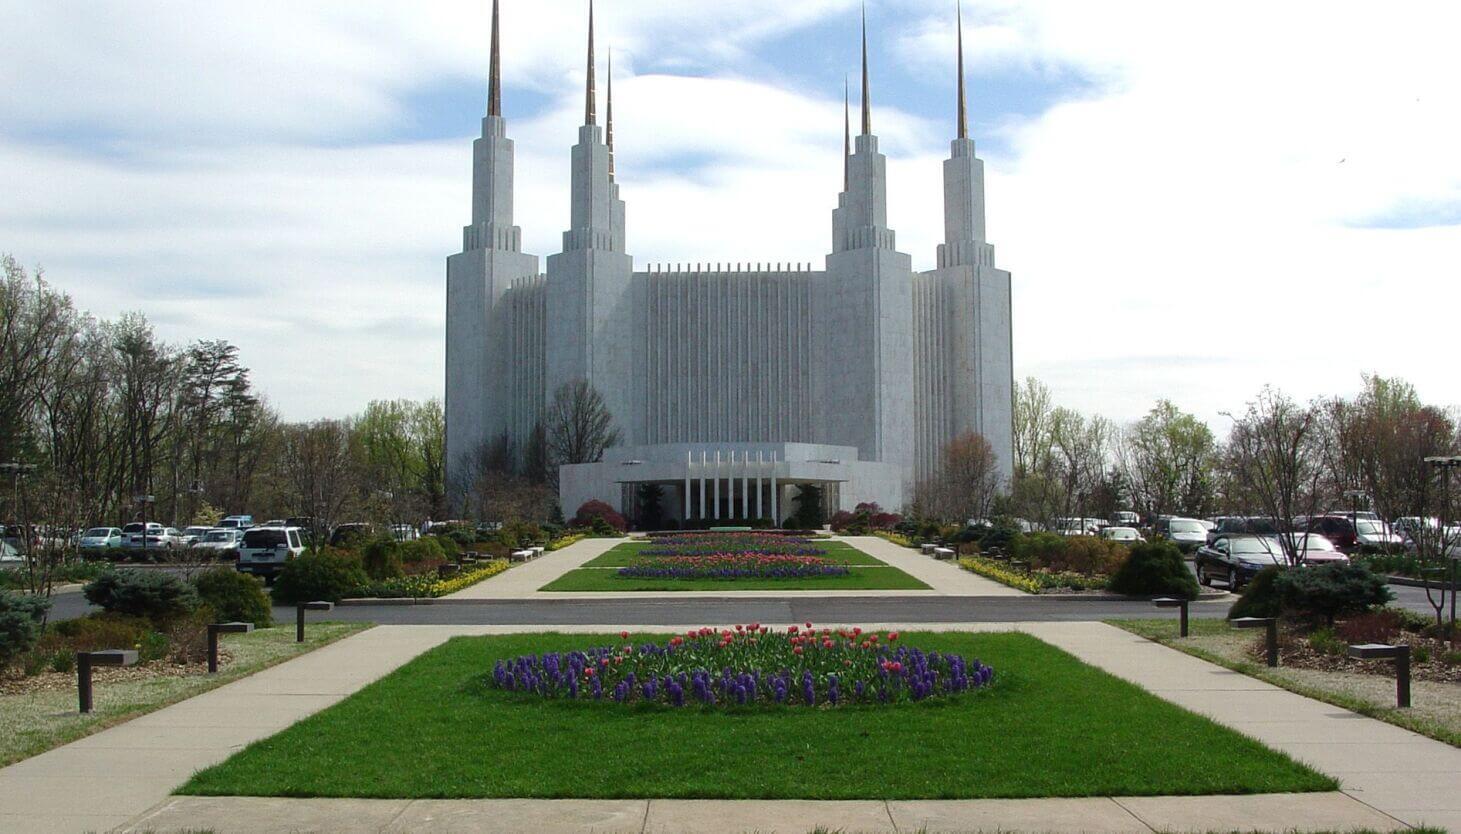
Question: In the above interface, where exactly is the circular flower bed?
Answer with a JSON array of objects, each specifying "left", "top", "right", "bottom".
[
  {"left": 489, "top": 624, "right": 995, "bottom": 707},
  {"left": 618, "top": 554, "right": 850, "bottom": 580}
]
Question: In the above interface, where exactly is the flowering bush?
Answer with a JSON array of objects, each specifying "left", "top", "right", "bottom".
[
  {"left": 620, "top": 554, "right": 850, "bottom": 580},
  {"left": 350, "top": 559, "right": 510, "bottom": 599},
  {"left": 958, "top": 556, "right": 1108, "bottom": 593},
  {"left": 489, "top": 623, "right": 994, "bottom": 707},
  {"left": 572, "top": 500, "right": 628, "bottom": 532}
]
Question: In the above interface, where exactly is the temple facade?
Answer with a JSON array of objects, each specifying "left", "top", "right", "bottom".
[{"left": 446, "top": 1, "right": 1013, "bottom": 523}]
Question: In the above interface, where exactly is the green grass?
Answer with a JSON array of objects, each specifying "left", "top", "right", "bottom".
[
  {"left": 0, "top": 622, "right": 371, "bottom": 768},
  {"left": 580, "top": 540, "right": 887, "bottom": 567},
  {"left": 180, "top": 631, "right": 1334, "bottom": 800},
  {"left": 1109, "top": 617, "right": 1461, "bottom": 749},
  {"left": 542, "top": 539, "right": 929, "bottom": 591}
]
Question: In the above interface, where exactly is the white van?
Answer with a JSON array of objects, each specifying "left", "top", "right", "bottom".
[{"left": 234, "top": 526, "right": 305, "bottom": 583}]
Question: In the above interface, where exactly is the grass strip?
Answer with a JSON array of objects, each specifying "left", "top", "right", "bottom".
[
  {"left": 181, "top": 631, "right": 1333, "bottom": 800},
  {"left": 1108, "top": 617, "right": 1461, "bottom": 749},
  {"left": 0, "top": 622, "right": 371, "bottom": 767}
]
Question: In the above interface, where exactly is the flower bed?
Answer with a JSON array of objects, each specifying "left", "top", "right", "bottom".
[
  {"left": 489, "top": 623, "right": 994, "bottom": 707},
  {"left": 619, "top": 554, "right": 850, "bottom": 580},
  {"left": 351, "top": 559, "right": 510, "bottom": 598},
  {"left": 640, "top": 532, "right": 827, "bottom": 558},
  {"left": 959, "top": 556, "right": 1109, "bottom": 594}
]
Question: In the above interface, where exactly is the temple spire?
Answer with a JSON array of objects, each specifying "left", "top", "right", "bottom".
[
  {"left": 860, "top": 3, "right": 871, "bottom": 136},
  {"left": 584, "top": 0, "right": 596, "bottom": 126},
  {"left": 956, "top": 3, "right": 967, "bottom": 139},
  {"left": 843, "top": 75, "right": 850, "bottom": 189},
  {"left": 606, "top": 48, "right": 615, "bottom": 178},
  {"left": 487, "top": 0, "right": 502, "bottom": 117}
]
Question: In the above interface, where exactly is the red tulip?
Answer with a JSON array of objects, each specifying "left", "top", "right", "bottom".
[
  {"left": 889, "top": 631, "right": 900, "bottom": 642},
  {"left": 584, "top": 668, "right": 595, "bottom": 677},
  {"left": 620, "top": 631, "right": 630, "bottom": 640},
  {"left": 793, "top": 646, "right": 804, "bottom": 655}
]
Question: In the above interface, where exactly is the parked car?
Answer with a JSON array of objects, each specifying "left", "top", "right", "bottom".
[
  {"left": 329, "top": 523, "right": 374, "bottom": 548},
  {"left": 1296, "top": 515, "right": 1403, "bottom": 553},
  {"left": 1207, "top": 516, "right": 1284, "bottom": 545},
  {"left": 235, "top": 526, "right": 306, "bottom": 582},
  {"left": 1279, "top": 532, "right": 1349, "bottom": 566},
  {"left": 1195, "top": 536, "right": 1287, "bottom": 589},
  {"left": 79, "top": 527, "right": 124, "bottom": 552},
  {"left": 123, "top": 522, "right": 177, "bottom": 548},
  {"left": 1109, "top": 511, "right": 1140, "bottom": 527},
  {"left": 178, "top": 526, "right": 213, "bottom": 547},
  {"left": 217, "top": 515, "right": 254, "bottom": 531},
  {"left": 1100, "top": 526, "right": 1145, "bottom": 543},
  {"left": 193, "top": 528, "right": 243, "bottom": 558},
  {"left": 1325, "top": 509, "right": 1381, "bottom": 522},
  {"left": 1156, "top": 517, "right": 1208, "bottom": 553}
]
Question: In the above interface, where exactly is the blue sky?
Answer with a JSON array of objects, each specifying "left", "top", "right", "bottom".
[{"left": 1, "top": 0, "right": 1459, "bottom": 429}]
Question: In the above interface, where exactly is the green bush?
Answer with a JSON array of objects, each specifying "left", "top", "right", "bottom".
[
  {"left": 1307, "top": 627, "right": 1346, "bottom": 656},
  {"left": 192, "top": 568, "right": 273, "bottom": 627},
  {"left": 49, "top": 613, "right": 153, "bottom": 655},
  {"left": 1031, "top": 535, "right": 1127, "bottom": 575},
  {"left": 1011, "top": 532, "right": 1067, "bottom": 566},
  {"left": 1276, "top": 562, "right": 1393, "bottom": 627},
  {"left": 427, "top": 535, "right": 459, "bottom": 561},
  {"left": 83, "top": 570, "right": 200, "bottom": 622},
  {"left": 270, "top": 551, "right": 369, "bottom": 605},
  {"left": 400, "top": 537, "right": 445, "bottom": 564},
  {"left": 1107, "top": 541, "right": 1198, "bottom": 600},
  {"left": 0, "top": 591, "right": 51, "bottom": 665},
  {"left": 361, "top": 537, "right": 404, "bottom": 580},
  {"left": 1228, "top": 566, "right": 1284, "bottom": 620}
]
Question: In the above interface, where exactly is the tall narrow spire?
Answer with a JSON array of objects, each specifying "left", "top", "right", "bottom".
[
  {"left": 860, "top": 3, "right": 871, "bottom": 136},
  {"left": 843, "top": 75, "right": 850, "bottom": 190},
  {"left": 956, "top": 3, "right": 967, "bottom": 139},
  {"left": 606, "top": 48, "right": 615, "bottom": 177},
  {"left": 584, "top": 0, "right": 596, "bottom": 126},
  {"left": 487, "top": 0, "right": 502, "bottom": 117}
]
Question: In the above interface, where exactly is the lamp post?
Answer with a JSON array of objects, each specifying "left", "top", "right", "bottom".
[
  {"left": 1232, "top": 616, "right": 1279, "bottom": 667},
  {"left": 76, "top": 649, "right": 138, "bottom": 713},
  {"left": 296, "top": 601, "right": 334, "bottom": 642},
  {"left": 133, "top": 493, "right": 155, "bottom": 555},
  {"left": 207, "top": 622, "right": 254, "bottom": 673},
  {"left": 1344, "top": 489, "right": 1367, "bottom": 552}
]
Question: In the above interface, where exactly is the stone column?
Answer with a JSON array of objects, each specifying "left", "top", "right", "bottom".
[
  {"left": 713, "top": 450, "right": 721, "bottom": 519},
  {"left": 683, "top": 450, "right": 691, "bottom": 520},
  {"left": 756, "top": 450, "right": 764, "bottom": 520},
  {"left": 699, "top": 450, "right": 707, "bottom": 520}
]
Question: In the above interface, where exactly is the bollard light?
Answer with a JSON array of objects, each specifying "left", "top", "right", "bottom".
[
  {"left": 76, "top": 649, "right": 139, "bottom": 713},
  {"left": 296, "top": 601, "right": 335, "bottom": 642},
  {"left": 207, "top": 622, "right": 255, "bottom": 673},
  {"left": 1232, "top": 616, "right": 1280, "bottom": 667},
  {"left": 1153, "top": 597, "right": 1190, "bottom": 637},
  {"left": 1348, "top": 643, "right": 1411, "bottom": 708}
]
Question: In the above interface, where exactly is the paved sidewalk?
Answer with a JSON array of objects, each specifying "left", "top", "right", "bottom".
[
  {"left": 446, "top": 534, "right": 1021, "bottom": 599},
  {"left": 3, "top": 621, "right": 1457, "bottom": 832},
  {"left": 121, "top": 792, "right": 1400, "bottom": 833}
]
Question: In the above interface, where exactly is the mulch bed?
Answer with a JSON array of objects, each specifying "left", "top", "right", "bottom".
[
  {"left": 0, "top": 650, "right": 236, "bottom": 696},
  {"left": 1252, "top": 632, "right": 1461, "bottom": 684}
]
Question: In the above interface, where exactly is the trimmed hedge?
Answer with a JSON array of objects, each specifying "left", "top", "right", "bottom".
[
  {"left": 192, "top": 568, "right": 273, "bottom": 627},
  {"left": 1107, "top": 542, "right": 1198, "bottom": 600},
  {"left": 271, "top": 552, "right": 370, "bottom": 605}
]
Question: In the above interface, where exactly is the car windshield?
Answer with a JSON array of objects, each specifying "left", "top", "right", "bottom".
[
  {"left": 203, "top": 531, "right": 233, "bottom": 542},
  {"left": 242, "top": 529, "right": 287, "bottom": 548},
  {"left": 1355, "top": 520, "right": 1385, "bottom": 535},
  {"left": 122, "top": 523, "right": 143, "bottom": 533},
  {"left": 1169, "top": 520, "right": 1204, "bottom": 533},
  {"left": 1230, "top": 538, "right": 1278, "bottom": 555},
  {"left": 1290, "top": 534, "right": 1337, "bottom": 551},
  {"left": 1239, "top": 518, "right": 1279, "bottom": 534},
  {"left": 85, "top": 528, "right": 112, "bottom": 537}
]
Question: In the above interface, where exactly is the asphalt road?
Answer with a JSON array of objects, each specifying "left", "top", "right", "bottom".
[{"left": 41, "top": 582, "right": 1447, "bottom": 626}]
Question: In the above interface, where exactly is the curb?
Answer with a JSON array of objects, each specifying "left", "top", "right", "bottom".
[
  {"left": 338, "top": 597, "right": 439, "bottom": 606},
  {"left": 1037, "top": 590, "right": 1230, "bottom": 601},
  {"left": 1385, "top": 574, "right": 1457, "bottom": 589}
]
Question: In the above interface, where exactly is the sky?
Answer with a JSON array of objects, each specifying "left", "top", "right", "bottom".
[{"left": 2, "top": 0, "right": 1459, "bottom": 431}]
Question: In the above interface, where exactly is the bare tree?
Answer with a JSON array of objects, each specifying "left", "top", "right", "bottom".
[
  {"left": 1116, "top": 399, "right": 1216, "bottom": 522},
  {"left": 277, "top": 419, "right": 360, "bottom": 542},
  {"left": 544, "top": 380, "right": 622, "bottom": 486},
  {"left": 916, "top": 432, "right": 1001, "bottom": 523},
  {"left": 1223, "top": 387, "right": 1327, "bottom": 565}
]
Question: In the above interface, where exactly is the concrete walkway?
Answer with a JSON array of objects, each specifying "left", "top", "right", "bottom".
[
  {"left": 3, "top": 622, "right": 1458, "bottom": 832},
  {"left": 122, "top": 792, "right": 1399, "bottom": 833},
  {"left": 446, "top": 534, "right": 1021, "bottom": 599}
]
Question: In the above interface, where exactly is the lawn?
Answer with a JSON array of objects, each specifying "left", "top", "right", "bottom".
[
  {"left": 180, "top": 631, "right": 1334, "bottom": 799},
  {"left": 0, "top": 622, "right": 370, "bottom": 767},
  {"left": 541, "top": 538, "right": 930, "bottom": 591},
  {"left": 1110, "top": 617, "right": 1461, "bottom": 749}
]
